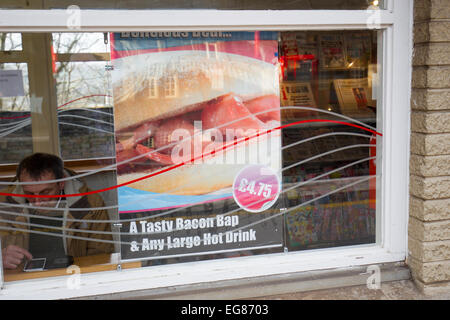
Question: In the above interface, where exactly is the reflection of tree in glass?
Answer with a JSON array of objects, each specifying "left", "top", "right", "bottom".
[
  {"left": 0, "top": 33, "right": 111, "bottom": 111},
  {"left": 52, "top": 33, "right": 115, "bottom": 160},
  {"left": 53, "top": 33, "right": 112, "bottom": 110}
]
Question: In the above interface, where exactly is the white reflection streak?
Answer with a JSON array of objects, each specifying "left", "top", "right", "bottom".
[
  {"left": 283, "top": 144, "right": 372, "bottom": 171},
  {"left": 0, "top": 130, "right": 371, "bottom": 214},
  {"left": 127, "top": 175, "right": 375, "bottom": 249},
  {"left": 0, "top": 106, "right": 379, "bottom": 186},
  {"left": 0, "top": 156, "right": 375, "bottom": 237},
  {"left": 121, "top": 156, "right": 377, "bottom": 235},
  {"left": 0, "top": 218, "right": 113, "bottom": 236},
  {"left": 58, "top": 108, "right": 113, "bottom": 117},
  {"left": 0, "top": 106, "right": 113, "bottom": 131},
  {"left": 57, "top": 114, "right": 114, "bottom": 126},
  {"left": 283, "top": 131, "right": 371, "bottom": 151},
  {"left": 279, "top": 106, "right": 377, "bottom": 131},
  {"left": 0, "top": 174, "right": 375, "bottom": 247},
  {"left": 0, "top": 107, "right": 380, "bottom": 241},
  {"left": 0, "top": 113, "right": 113, "bottom": 137},
  {"left": 113, "top": 134, "right": 373, "bottom": 218},
  {"left": 0, "top": 225, "right": 121, "bottom": 246},
  {"left": 0, "top": 119, "right": 31, "bottom": 137},
  {"left": 0, "top": 117, "right": 31, "bottom": 128},
  {"left": 58, "top": 121, "right": 114, "bottom": 135},
  {"left": 211, "top": 175, "right": 375, "bottom": 247}
]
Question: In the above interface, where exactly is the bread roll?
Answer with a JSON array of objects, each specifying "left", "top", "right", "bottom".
[
  {"left": 112, "top": 51, "right": 279, "bottom": 132},
  {"left": 117, "top": 131, "right": 282, "bottom": 195}
]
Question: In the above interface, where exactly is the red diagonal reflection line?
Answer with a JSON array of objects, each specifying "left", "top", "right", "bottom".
[{"left": 0, "top": 119, "right": 382, "bottom": 198}]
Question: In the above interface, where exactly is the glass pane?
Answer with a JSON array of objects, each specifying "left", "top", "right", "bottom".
[
  {"left": 52, "top": 32, "right": 114, "bottom": 161},
  {"left": 109, "top": 29, "right": 381, "bottom": 267},
  {"left": 0, "top": 63, "right": 32, "bottom": 164},
  {"left": 0, "top": 29, "right": 381, "bottom": 281},
  {"left": 0, "top": 33, "right": 119, "bottom": 282},
  {"left": 42, "top": 0, "right": 384, "bottom": 10},
  {"left": 279, "top": 30, "right": 379, "bottom": 251}
]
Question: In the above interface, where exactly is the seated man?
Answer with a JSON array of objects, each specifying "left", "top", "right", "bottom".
[{"left": 0, "top": 153, "right": 114, "bottom": 270}]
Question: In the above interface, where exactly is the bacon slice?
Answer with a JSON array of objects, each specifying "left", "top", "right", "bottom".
[
  {"left": 244, "top": 94, "right": 280, "bottom": 122},
  {"left": 116, "top": 147, "right": 141, "bottom": 174},
  {"left": 201, "top": 93, "right": 265, "bottom": 136}
]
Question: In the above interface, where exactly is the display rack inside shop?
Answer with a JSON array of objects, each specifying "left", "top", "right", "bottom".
[
  {"left": 282, "top": 177, "right": 375, "bottom": 250},
  {"left": 279, "top": 30, "right": 377, "bottom": 122}
]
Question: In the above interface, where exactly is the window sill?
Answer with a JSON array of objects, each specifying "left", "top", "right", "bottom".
[{"left": 0, "top": 244, "right": 406, "bottom": 300}]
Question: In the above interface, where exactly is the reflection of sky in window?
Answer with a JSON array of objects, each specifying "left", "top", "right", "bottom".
[
  {"left": 52, "top": 33, "right": 110, "bottom": 53},
  {"left": 0, "top": 33, "right": 22, "bottom": 51}
]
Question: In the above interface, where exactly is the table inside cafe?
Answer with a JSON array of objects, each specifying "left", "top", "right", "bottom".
[{"left": 3, "top": 254, "right": 142, "bottom": 282}]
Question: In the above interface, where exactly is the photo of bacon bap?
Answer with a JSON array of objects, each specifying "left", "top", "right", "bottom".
[{"left": 113, "top": 51, "right": 281, "bottom": 195}]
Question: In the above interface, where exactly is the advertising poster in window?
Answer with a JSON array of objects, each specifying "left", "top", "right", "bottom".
[{"left": 110, "top": 32, "right": 284, "bottom": 261}]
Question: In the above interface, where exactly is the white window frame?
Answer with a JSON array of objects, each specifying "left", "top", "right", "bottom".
[{"left": 0, "top": 0, "right": 412, "bottom": 299}]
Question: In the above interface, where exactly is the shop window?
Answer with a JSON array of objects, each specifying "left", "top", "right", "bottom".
[
  {"left": 0, "top": 33, "right": 22, "bottom": 51},
  {"left": 0, "top": 28, "right": 381, "bottom": 281},
  {"left": 54, "top": 61, "right": 114, "bottom": 160}
]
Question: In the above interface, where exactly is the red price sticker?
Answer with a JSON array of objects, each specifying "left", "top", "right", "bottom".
[{"left": 232, "top": 164, "right": 281, "bottom": 213}]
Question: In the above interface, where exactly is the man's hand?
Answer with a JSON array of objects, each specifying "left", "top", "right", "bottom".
[{"left": 2, "top": 245, "right": 33, "bottom": 270}]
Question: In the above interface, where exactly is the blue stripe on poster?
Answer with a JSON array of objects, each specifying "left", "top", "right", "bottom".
[{"left": 118, "top": 186, "right": 232, "bottom": 212}]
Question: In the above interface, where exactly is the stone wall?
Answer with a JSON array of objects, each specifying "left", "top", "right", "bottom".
[
  {"left": 0, "top": 108, "right": 114, "bottom": 164},
  {"left": 409, "top": 0, "right": 450, "bottom": 295},
  {"left": 58, "top": 108, "right": 115, "bottom": 160}
]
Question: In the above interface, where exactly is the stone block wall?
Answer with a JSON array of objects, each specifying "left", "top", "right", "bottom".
[
  {"left": 0, "top": 108, "right": 114, "bottom": 164},
  {"left": 409, "top": 0, "right": 450, "bottom": 295}
]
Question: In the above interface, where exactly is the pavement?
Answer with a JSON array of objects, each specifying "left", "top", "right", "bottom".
[{"left": 252, "top": 279, "right": 450, "bottom": 300}]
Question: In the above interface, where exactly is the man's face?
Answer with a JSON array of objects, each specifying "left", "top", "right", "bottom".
[{"left": 20, "top": 170, "right": 64, "bottom": 209}]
